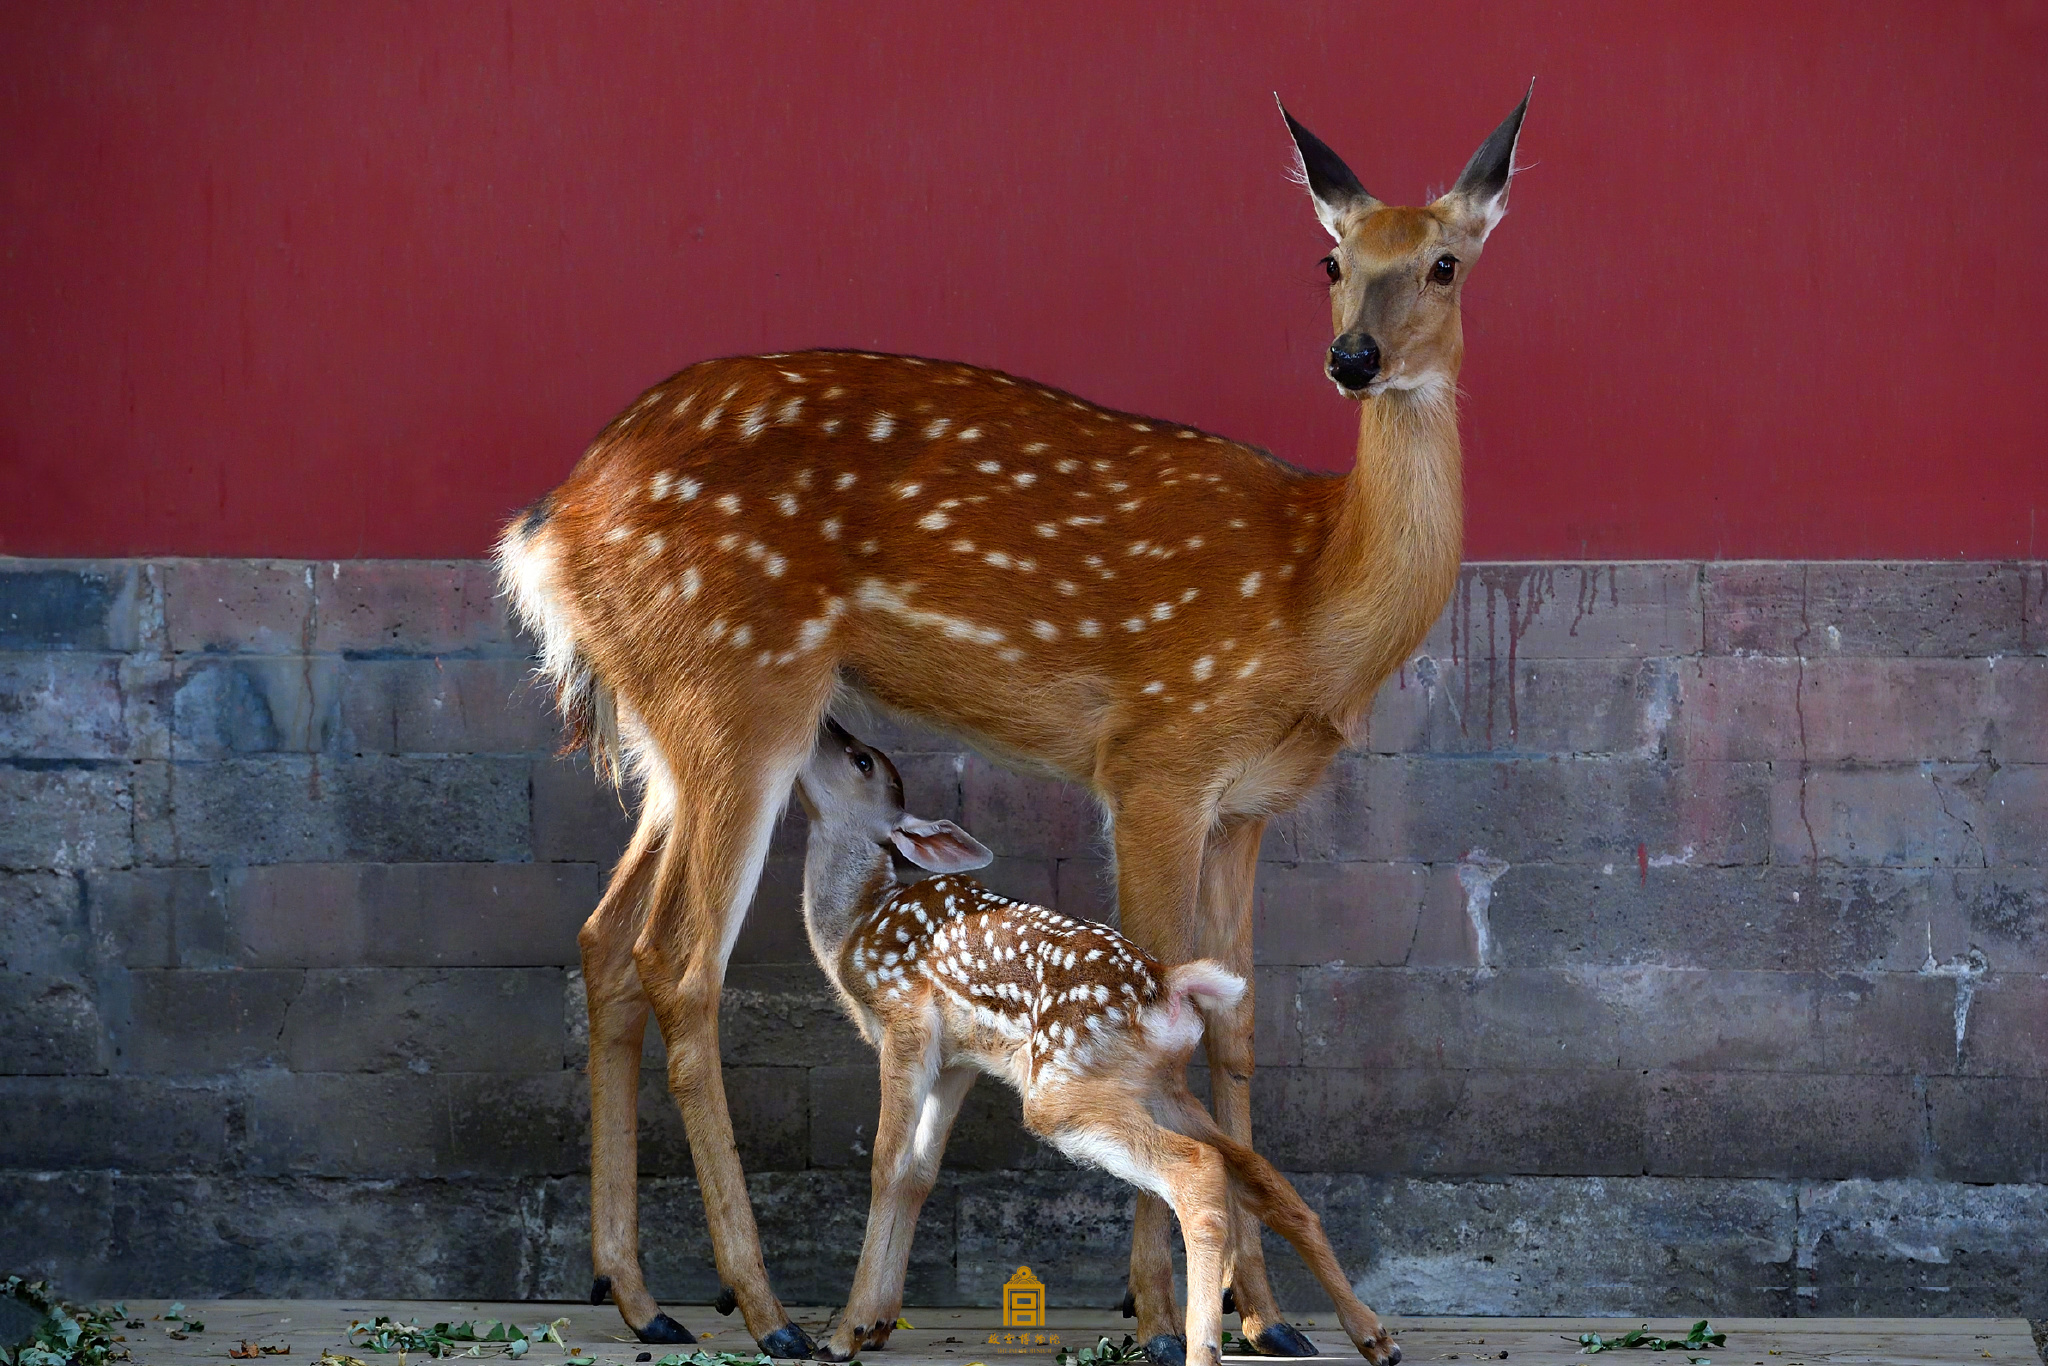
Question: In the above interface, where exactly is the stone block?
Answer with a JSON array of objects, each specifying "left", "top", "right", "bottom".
[
  {"left": 1295, "top": 1173, "right": 1797, "bottom": 1316},
  {"left": 0, "top": 563, "right": 147, "bottom": 652},
  {"left": 312, "top": 560, "right": 520, "bottom": 655},
  {"left": 1982, "top": 763, "right": 2048, "bottom": 867},
  {"left": 1486, "top": 862, "right": 1943, "bottom": 974},
  {"left": 0, "top": 975, "right": 102, "bottom": 1075},
  {"left": 1772, "top": 763, "right": 1994, "bottom": 869},
  {"left": 1644, "top": 1071, "right": 1923, "bottom": 1178},
  {"left": 956, "top": 1170, "right": 1136, "bottom": 1304},
  {"left": 106, "top": 969, "right": 303, "bottom": 1074},
  {"left": 338, "top": 657, "right": 555, "bottom": 754},
  {"left": 718, "top": 964, "right": 871, "bottom": 1068},
  {"left": 1796, "top": 1178, "right": 2048, "bottom": 1318},
  {"left": 636, "top": 1066, "right": 811, "bottom": 1175},
  {"left": 1955, "top": 869, "right": 2048, "bottom": 972},
  {"left": 84, "top": 867, "right": 230, "bottom": 969},
  {"left": 170, "top": 655, "right": 343, "bottom": 756},
  {"left": 1366, "top": 656, "right": 1673, "bottom": 758},
  {"left": 165, "top": 755, "right": 531, "bottom": 864},
  {"left": 161, "top": 560, "right": 313, "bottom": 654},
  {"left": 1676, "top": 657, "right": 2008, "bottom": 764},
  {"left": 0, "top": 653, "right": 130, "bottom": 758},
  {"left": 0, "top": 763, "right": 133, "bottom": 873},
  {"left": 0, "top": 871, "right": 87, "bottom": 975},
  {"left": 241, "top": 1070, "right": 586, "bottom": 1177},
  {"left": 274, "top": 967, "right": 565, "bottom": 1073},
  {"left": 808, "top": 1062, "right": 881, "bottom": 1168},
  {"left": 1053, "top": 856, "right": 1116, "bottom": 923},
  {"left": 1926, "top": 1078, "right": 2048, "bottom": 1182},
  {"left": 1254, "top": 862, "right": 1426, "bottom": 966},
  {"left": 1297, "top": 968, "right": 1619, "bottom": 1071},
  {"left": 961, "top": 754, "right": 1097, "bottom": 858},
  {"left": 1816, "top": 971, "right": 1961, "bottom": 1075},
  {"left": 0, "top": 1076, "right": 235, "bottom": 1171},
  {"left": 224, "top": 862, "right": 596, "bottom": 968},
  {"left": 729, "top": 857, "right": 811, "bottom": 963},
  {"left": 1417, "top": 563, "right": 1703, "bottom": 662},
  {"left": 1959, "top": 974, "right": 2048, "bottom": 1078},
  {"left": 1254, "top": 965, "right": 1301, "bottom": 1068},
  {"left": 1607, "top": 968, "right": 1821, "bottom": 1072},
  {"left": 0, "top": 1173, "right": 113, "bottom": 1292},
  {"left": 1704, "top": 562, "right": 2024, "bottom": 658},
  {"left": 532, "top": 753, "right": 636, "bottom": 863},
  {"left": 93, "top": 1173, "right": 533, "bottom": 1299},
  {"left": 1252, "top": 1067, "right": 1646, "bottom": 1176},
  {"left": 1292, "top": 753, "right": 1770, "bottom": 867}
]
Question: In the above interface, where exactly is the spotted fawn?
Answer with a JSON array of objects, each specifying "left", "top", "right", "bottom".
[{"left": 795, "top": 719, "right": 1402, "bottom": 1366}]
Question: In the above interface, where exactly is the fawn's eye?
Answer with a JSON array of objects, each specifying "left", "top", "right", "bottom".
[
  {"left": 853, "top": 753, "right": 873, "bottom": 775},
  {"left": 1322, "top": 256, "right": 1341, "bottom": 283},
  {"left": 1430, "top": 254, "right": 1458, "bottom": 285}
]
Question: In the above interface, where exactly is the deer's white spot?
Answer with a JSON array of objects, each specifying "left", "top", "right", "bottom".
[
  {"left": 1055, "top": 580, "right": 1078, "bottom": 597},
  {"left": 677, "top": 476, "right": 701, "bottom": 500},
  {"left": 778, "top": 396, "right": 805, "bottom": 423},
  {"left": 730, "top": 623, "right": 753, "bottom": 648},
  {"left": 649, "top": 472, "right": 673, "bottom": 500},
  {"left": 1185, "top": 536, "right": 1204, "bottom": 549},
  {"left": 1130, "top": 422, "right": 1152, "bottom": 432},
  {"left": 975, "top": 460, "right": 1002, "bottom": 475},
  {"left": 869, "top": 413, "right": 897, "bottom": 440},
  {"left": 1240, "top": 571, "right": 1263, "bottom": 596},
  {"left": 642, "top": 533, "right": 665, "bottom": 556},
  {"left": 924, "top": 418, "right": 952, "bottom": 439},
  {"left": 1030, "top": 621, "right": 1058, "bottom": 641},
  {"left": 958, "top": 426, "right": 983, "bottom": 441},
  {"left": 1192, "top": 656, "right": 1214, "bottom": 680},
  {"left": 951, "top": 539, "right": 976, "bottom": 554},
  {"left": 773, "top": 493, "right": 800, "bottom": 516},
  {"left": 1123, "top": 618, "right": 1145, "bottom": 633},
  {"left": 739, "top": 403, "right": 770, "bottom": 439},
  {"left": 763, "top": 551, "right": 787, "bottom": 578},
  {"left": 604, "top": 525, "right": 630, "bottom": 544},
  {"left": 1035, "top": 523, "right": 1059, "bottom": 538},
  {"left": 820, "top": 418, "right": 842, "bottom": 434},
  {"left": 835, "top": 472, "right": 857, "bottom": 490},
  {"left": 918, "top": 510, "right": 951, "bottom": 531},
  {"left": 681, "top": 566, "right": 702, "bottom": 601},
  {"left": 1054, "top": 458, "right": 1079, "bottom": 473},
  {"left": 1180, "top": 587, "right": 1199, "bottom": 604},
  {"left": 1127, "top": 541, "right": 1150, "bottom": 556},
  {"left": 716, "top": 494, "right": 742, "bottom": 515},
  {"left": 1151, "top": 602, "right": 1174, "bottom": 621},
  {"left": 1066, "top": 515, "right": 1103, "bottom": 528},
  {"left": 1117, "top": 500, "right": 1142, "bottom": 512},
  {"left": 897, "top": 482, "right": 922, "bottom": 498},
  {"left": 1142, "top": 681, "right": 1164, "bottom": 695},
  {"left": 1190, "top": 700, "right": 1209, "bottom": 712},
  {"left": 1013, "top": 471, "right": 1036, "bottom": 486},
  {"left": 700, "top": 406, "right": 725, "bottom": 431},
  {"left": 985, "top": 551, "right": 1012, "bottom": 569},
  {"left": 1237, "top": 657, "right": 1261, "bottom": 678},
  {"left": 821, "top": 516, "right": 842, "bottom": 541}
]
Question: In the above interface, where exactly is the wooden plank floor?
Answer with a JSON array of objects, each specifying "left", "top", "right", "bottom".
[{"left": 97, "top": 1302, "right": 2040, "bottom": 1366}]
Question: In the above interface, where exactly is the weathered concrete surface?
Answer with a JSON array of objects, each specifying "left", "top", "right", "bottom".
[{"left": 2, "top": 558, "right": 2045, "bottom": 1320}]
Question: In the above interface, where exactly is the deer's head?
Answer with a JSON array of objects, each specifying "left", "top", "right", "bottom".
[{"left": 1281, "top": 90, "right": 1529, "bottom": 400}]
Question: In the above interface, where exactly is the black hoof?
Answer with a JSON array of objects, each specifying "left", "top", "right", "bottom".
[
  {"left": 639, "top": 1356, "right": 654, "bottom": 1363},
  {"left": 760, "top": 1323, "right": 817, "bottom": 1359},
  {"left": 636, "top": 1313, "right": 696, "bottom": 1345},
  {"left": 1385, "top": 1344, "right": 1402, "bottom": 1366},
  {"left": 1119, "top": 1290, "right": 1137, "bottom": 1318},
  {"left": 590, "top": 1275, "right": 613, "bottom": 1307},
  {"left": 1221, "top": 1288, "right": 1237, "bottom": 1316},
  {"left": 1144, "top": 1334, "right": 1188, "bottom": 1366},
  {"left": 1251, "top": 1324, "right": 1318, "bottom": 1358},
  {"left": 714, "top": 1286, "right": 739, "bottom": 1316}
]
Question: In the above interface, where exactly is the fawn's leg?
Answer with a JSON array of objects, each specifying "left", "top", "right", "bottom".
[
  {"left": 1045, "top": 1104, "right": 1232, "bottom": 1366},
  {"left": 1191, "top": 818, "right": 1315, "bottom": 1356},
  {"left": 583, "top": 810, "right": 690, "bottom": 1342},
  {"left": 635, "top": 700, "right": 825, "bottom": 1358},
  {"left": 826, "top": 1022, "right": 975, "bottom": 1360},
  {"left": 1159, "top": 1090, "right": 1400, "bottom": 1366},
  {"left": 1101, "top": 789, "right": 1212, "bottom": 1363}
]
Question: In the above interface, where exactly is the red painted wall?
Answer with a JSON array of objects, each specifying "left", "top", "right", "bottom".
[{"left": 3, "top": 2, "right": 2045, "bottom": 560}]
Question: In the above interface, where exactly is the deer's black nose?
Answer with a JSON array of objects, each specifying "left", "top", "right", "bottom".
[{"left": 1328, "top": 334, "right": 1381, "bottom": 390}]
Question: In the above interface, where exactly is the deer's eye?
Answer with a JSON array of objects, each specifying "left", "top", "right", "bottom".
[
  {"left": 1322, "top": 256, "right": 1341, "bottom": 283},
  {"left": 853, "top": 753, "right": 873, "bottom": 775},
  {"left": 1430, "top": 255, "right": 1458, "bottom": 285}
]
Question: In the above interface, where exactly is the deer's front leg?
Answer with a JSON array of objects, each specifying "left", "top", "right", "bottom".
[
  {"left": 1103, "top": 788, "right": 1212, "bottom": 1366},
  {"left": 825, "top": 1019, "right": 968, "bottom": 1362},
  {"left": 1196, "top": 818, "right": 1317, "bottom": 1357}
]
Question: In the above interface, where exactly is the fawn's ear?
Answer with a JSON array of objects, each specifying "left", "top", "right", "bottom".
[
  {"left": 1439, "top": 85, "right": 1531, "bottom": 243},
  {"left": 1277, "top": 97, "right": 1377, "bottom": 240},
  {"left": 889, "top": 817, "right": 994, "bottom": 874}
]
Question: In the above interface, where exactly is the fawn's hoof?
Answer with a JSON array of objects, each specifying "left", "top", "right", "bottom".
[
  {"left": 760, "top": 1323, "right": 817, "bottom": 1359},
  {"left": 1143, "top": 1334, "right": 1188, "bottom": 1366},
  {"left": 1251, "top": 1323, "right": 1318, "bottom": 1357},
  {"left": 636, "top": 1314, "right": 696, "bottom": 1345},
  {"left": 1221, "top": 1288, "right": 1237, "bottom": 1316},
  {"left": 715, "top": 1287, "right": 739, "bottom": 1316}
]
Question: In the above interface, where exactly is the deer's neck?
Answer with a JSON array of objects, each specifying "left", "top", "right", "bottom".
[
  {"left": 801, "top": 832, "right": 894, "bottom": 972},
  {"left": 1309, "top": 381, "right": 1464, "bottom": 735}
]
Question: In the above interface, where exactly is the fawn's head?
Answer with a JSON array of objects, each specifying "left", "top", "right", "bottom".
[
  {"left": 1280, "top": 89, "right": 1530, "bottom": 400},
  {"left": 796, "top": 719, "right": 992, "bottom": 881}
]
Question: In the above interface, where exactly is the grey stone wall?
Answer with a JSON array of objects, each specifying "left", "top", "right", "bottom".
[{"left": 1, "top": 558, "right": 2043, "bottom": 1319}]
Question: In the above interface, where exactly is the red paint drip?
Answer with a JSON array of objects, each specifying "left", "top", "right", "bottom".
[{"left": 1638, "top": 842, "right": 1649, "bottom": 885}]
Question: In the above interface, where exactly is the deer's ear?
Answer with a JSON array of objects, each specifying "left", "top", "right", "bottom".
[
  {"left": 1440, "top": 85, "right": 1532, "bottom": 242},
  {"left": 890, "top": 817, "right": 994, "bottom": 874},
  {"left": 1277, "top": 98, "right": 1376, "bottom": 240}
]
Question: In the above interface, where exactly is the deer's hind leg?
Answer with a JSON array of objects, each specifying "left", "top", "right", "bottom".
[
  {"left": 583, "top": 800, "right": 691, "bottom": 1342},
  {"left": 631, "top": 672, "right": 836, "bottom": 1358}
]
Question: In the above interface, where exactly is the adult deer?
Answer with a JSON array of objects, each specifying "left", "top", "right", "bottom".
[{"left": 499, "top": 91, "right": 1529, "bottom": 1360}]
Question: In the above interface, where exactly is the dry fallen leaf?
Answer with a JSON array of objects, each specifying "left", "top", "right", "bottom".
[{"left": 231, "top": 1343, "right": 261, "bottom": 1360}]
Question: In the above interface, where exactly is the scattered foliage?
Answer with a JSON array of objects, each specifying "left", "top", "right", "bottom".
[
  {"left": 1057, "top": 1334, "right": 1151, "bottom": 1366},
  {"left": 229, "top": 1342, "right": 291, "bottom": 1358},
  {"left": 0, "top": 1276, "right": 130, "bottom": 1366},
  {"left": 347, "top": 1316, "right": 569, "bottom": 1359},
  {"left": 648, "top": 1353, "right": 783, "bottom": 1366},
  {"left": 161, "top": 1303, "right": 205, "bottom": 1334},
  {"left": 1573, "top": 1321, "right": 1726, "bottom": 1360}
]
